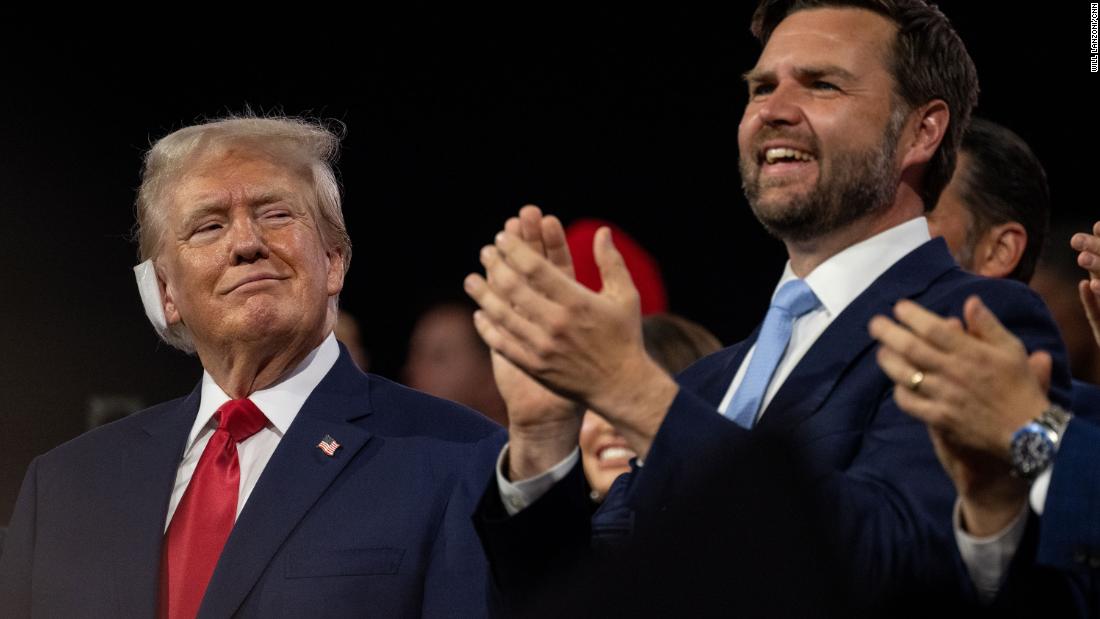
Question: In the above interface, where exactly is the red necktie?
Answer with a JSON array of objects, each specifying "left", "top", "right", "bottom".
[{"left": 159, "top": 398, "right": 268, "bottom": 619}]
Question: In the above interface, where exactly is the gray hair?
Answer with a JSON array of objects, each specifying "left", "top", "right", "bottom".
[{"left": 135, "top": 115, "right": 352, "bottom": 352}]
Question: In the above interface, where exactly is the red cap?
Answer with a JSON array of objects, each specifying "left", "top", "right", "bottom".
[{"left": 565, "top": 218, "right": 668, "bottom": 316}]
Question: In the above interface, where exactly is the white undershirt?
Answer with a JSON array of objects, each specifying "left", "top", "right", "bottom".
[
  {"left": 498, "top": 217, "right": 932, "bottom": 514},
  {"left": 164, "top": 333, "right": 340, "bottom": 530},
  {"left": 953, "top": 462, "right": 1055, "bottom": 603}
]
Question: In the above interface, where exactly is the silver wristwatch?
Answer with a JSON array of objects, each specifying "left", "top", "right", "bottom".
[{"left": 1009, "top": 404, "right": 1073, "bottom": 481}]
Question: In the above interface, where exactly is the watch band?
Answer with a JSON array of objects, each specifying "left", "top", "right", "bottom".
[
  {"left": 1036, "top": 403, "right": 1073, "bottom": 438},
  {"left": 1009, "top": 403, "right": 1073, "bottom": 481}
]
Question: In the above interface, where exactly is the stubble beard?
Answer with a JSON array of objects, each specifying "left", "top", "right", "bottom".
[{"left": 740, "top": 112, "right": 905, "bottom": 244}]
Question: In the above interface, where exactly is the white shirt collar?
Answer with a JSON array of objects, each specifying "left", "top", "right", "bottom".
[
  {"left": 185, "top": 332, "right": 341, "bottom": 455},
  {"left": 774, "top": 216, "right": 931, "bottom": 317}
]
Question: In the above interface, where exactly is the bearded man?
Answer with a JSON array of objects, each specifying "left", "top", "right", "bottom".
[{"left": 463, "top": 0, "right": 1072, "bottom": 613}]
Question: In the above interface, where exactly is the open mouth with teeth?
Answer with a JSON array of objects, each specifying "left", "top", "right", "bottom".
[
  {"left": 597, "top": 445, "right": 638, "bottom": 466},
  {"left": 763, "top": 147, "right": 817, "bottom": 165}
]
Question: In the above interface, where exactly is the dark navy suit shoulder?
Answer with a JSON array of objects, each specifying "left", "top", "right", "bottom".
[
  {"left": 0, "top": 350, "right": 498, "bottom": 618},
  {"left": 363, "top": 372, "right": 503, "bottom": 442}
]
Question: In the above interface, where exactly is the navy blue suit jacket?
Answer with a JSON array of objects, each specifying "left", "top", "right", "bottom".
[
  {"left": 477, "top": 238, "right": 1072, "bottom": 612},
  {"left": 0, "top": 348, "right": 506, "bottom": 618},
  {"left": 1042, "top": 381, "right": 1100, "bottom": 571},
  {"left": 993, "top": 388, "right": 1100, "bottom": 617},
  {"left": 1038, "top": 415, "right": 1100, "bottom": 562},
  {"left": 1032, "top": 413, "right": 1100, "bottom": 612}
]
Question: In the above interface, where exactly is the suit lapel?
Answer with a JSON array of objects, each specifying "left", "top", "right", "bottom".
[
  {"left": 198, "top": 352, "right": 375, "bottom": 619},
  {"left": 757, "top": 239, "right": 958, "bottom": 433},
  {"left": 111, "top": 387, "right": 200, "bottom": 618},
  {"left": 692, "top": 334, "right": 757, "bottom": 407}
]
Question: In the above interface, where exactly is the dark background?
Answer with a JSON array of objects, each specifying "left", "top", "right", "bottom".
[{"left": 1, "top": 4, "right": 1095, "bottom": 523}]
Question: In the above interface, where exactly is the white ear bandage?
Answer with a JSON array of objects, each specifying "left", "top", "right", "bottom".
[{"left": 133, "top": 259, "right": 169, "bottom": 337}]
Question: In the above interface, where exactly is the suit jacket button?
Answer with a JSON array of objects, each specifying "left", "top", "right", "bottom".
[{"left": 1074, "top": 549, "right": 1089, "bottom": 564}]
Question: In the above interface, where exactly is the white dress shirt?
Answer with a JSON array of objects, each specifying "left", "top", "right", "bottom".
[
  {"left": 164, "top": 332, "right": 340, "bottom": 530},
  {"left": 497, "top": 217, "right": 933, "bottom": 514},
  {"left": 717, "top": 216, "right": 932, "bottom": 421}
]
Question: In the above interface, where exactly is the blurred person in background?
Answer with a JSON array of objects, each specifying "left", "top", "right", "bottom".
[
  {"left": 580, "top": 313, "right": 721, "bottom": 501},
  {"left": 925, "top": 117, "right": 1100, "bottom": 426},
  {"left": 404, "top": 300, "right": 508, "bottom": 426},
  {"left": 402, "top": 219, "right": 673, "bottom": 429},
  {"left": 1032, "top": 218, "right": 1100, "bottom": 387},
  {"left": 926, "top": 117, "right": 1045, "bottom": 283},
  {"left": 565, "top": 218, "right": 668, "bottom": 316},
  {"left": 334, "top": 308, "right": 370, "bottom": 371}
]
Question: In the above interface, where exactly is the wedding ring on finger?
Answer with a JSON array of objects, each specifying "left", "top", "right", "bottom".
[{"left": 908, "top": 370, "right": 925, "bottom": 392}]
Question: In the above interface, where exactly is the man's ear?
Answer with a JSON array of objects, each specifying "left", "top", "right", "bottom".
[
  {"left": 975, "top": 222, "right": 1028, "bottom": 280},
  {"left": 158, "top": 264, "right": 182, "bottom": 326},
  {"left": 900, "top": 99, "right": 950, "bottom": 172},
  {"left": 326, "top": 247, "right": 346, "bottom": 297}
]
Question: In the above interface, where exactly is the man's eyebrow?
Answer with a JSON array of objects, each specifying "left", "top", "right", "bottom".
[
  {"left": 179, "top": 201, "right": 228, "bottom": 230},
  {"left": 795, "top": 65, "right": 858, "bottom": 82},
  {"left": 742, "top": 65, "right": 858, "bottom": 83},
  {"left": 246, "top": 189, "right": 294, "bottom": 206},
  {"left": 178, "top": 189, "right": 298, "bottom": 231},
  {"left": 742, "top": 68, "right": 772, "bottom": 84}
]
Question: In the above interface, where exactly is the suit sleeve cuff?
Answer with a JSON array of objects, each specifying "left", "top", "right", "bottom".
[
  {"left": 495, "top": 443, "right": 580, "bottom": 516},
  {"left": 953, "top": 498, "right": 1030, "bottom": 604}
]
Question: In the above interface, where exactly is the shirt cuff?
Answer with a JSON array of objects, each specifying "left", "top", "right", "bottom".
[
  {"left": 953, "top": 498, "right": 1030, "bottom": 604},
  {"left": 495, "top": 443, "right": 580, "bottom": 516},
  {"left": 1029, "top": 466, "right": 1052, "bottom": 515}
]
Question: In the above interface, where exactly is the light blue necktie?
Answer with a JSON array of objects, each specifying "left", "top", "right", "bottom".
[{"left": 724, "top": 279, "right": 821, "bottom": 429}]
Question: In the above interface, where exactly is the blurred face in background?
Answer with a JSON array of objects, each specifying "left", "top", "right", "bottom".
[
  {"left": 580, "top": 411, "right": 637, "bottom": 500},
  {"left": 579, "top": 314, "right": 723, "bottom": 500},
  {"left": 404, "top": 303, "right": 507, "bottom": 426}
]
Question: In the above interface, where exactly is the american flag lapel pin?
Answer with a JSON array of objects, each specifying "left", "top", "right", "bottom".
[{"left": 317, "top": 434, "right": 341, "bottom": 457}]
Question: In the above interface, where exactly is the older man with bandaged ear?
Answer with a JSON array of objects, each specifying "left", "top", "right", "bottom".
[{"left": 0, "top": 116, "right": 503, "bottom": 619}]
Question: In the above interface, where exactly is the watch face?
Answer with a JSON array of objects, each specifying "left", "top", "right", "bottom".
[{"left": 1011, "top": 425, "right": 1055, "bottom": 479}]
